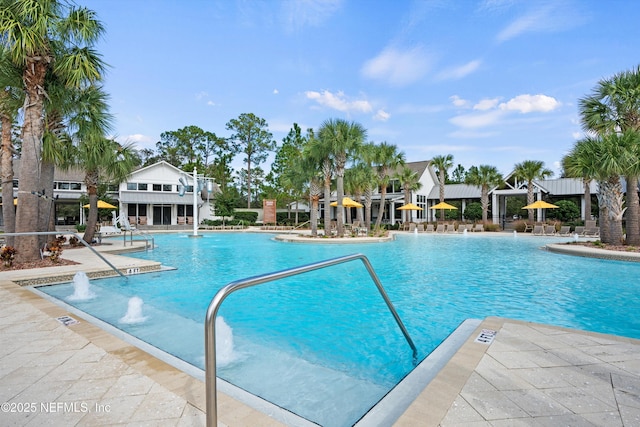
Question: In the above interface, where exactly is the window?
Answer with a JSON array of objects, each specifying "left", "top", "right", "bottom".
[
  {"left": 138, "top": 183, "right": 148, "bottom": 191},
  {"left": 153, "top": 184, "right": 161, "bottom": 191},
  {"left": 70, "top": 183, "right": 81, "bottom": 190},
  {"left": 127, "top": 183, "right": 137, "bottom": 190},
  {"left": 163, "top": 184, "right": 172, "bottom": 192}
]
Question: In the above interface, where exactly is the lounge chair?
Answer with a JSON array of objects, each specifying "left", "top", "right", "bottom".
[
  {"left": 523, "top": 222, "right": 534, "bottom": 233},
  {"left": 435, "top": 224, "right": 445, "bottom": 233},
  {"left": 532, "top": 225, "right": 544, "bottom": 235},
  {"left": 425, "top": 224, "right": 434, "bottom": 233},
  {"left": 473, "top": 223, "right": 484, "bottom": 232},
  {"left": 408, "top": 223, "right": 416, "bottom": 232},
  {"left": 558, "top": 226, "right": 571, "bottom": 236},
  {"left": 543, "top": 225, "right": 556, "bottom": 236},
  {"left": 573, "top": 226, "right": 585, "bottom": 236},
  {"left": 417, "top": 223, "right": 425, "bottom": 232},
  {"left": 584, "top": 226, "right": 600, "bottom": 237},
  {"left": 445, "top": 223, "right": 456, "bottom": 233},
  {"left": 457, "top": 224, "right": 467, "bottom": 233}
]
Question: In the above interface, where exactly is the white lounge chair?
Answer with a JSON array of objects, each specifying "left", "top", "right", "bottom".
[{"left": 543, "top": 225, "right": 556, "bottom": 235}]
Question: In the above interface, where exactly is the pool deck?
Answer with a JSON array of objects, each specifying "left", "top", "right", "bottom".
[{"left": 2, "top": 233, "right": 640, "bottom": 426}]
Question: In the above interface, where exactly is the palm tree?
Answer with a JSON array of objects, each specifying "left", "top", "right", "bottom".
[
  {"left": 561, "top": 148, "right": 593, "bottom": 225},
  {"left": 345, "top": 163, "right": 372, "bottom": 226},
  {"left": 305, "top": 135, "right": 333, "bottom": 233},
  {"left": 318, "top": 119, "right": 366, "bottom": 236},
  {"left": 579, "top": 65, "right": 640, "bottom": 245},
  {"left": 513, "top": 160, "right": 553, "bottom": 222},
  {"left": 0, "top": 1, "right": 106, "bottom": 260},
  {"left": 395, "top": 166, "right": 422, "bottom": 223},
  {"left": 465, "top": 165, "right": 503, "bottom": 223},
  {"left": 373, "top": 142, "right": 405, "bottom": 229},
  {"left": 431, "top": 154, "right": 454, "bottom": 221},
  {"left": 0, "top": 50, "right": 23, "bottom": 246}
]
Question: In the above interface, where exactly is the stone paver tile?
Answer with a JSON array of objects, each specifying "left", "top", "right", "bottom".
[
  {"left": 176, "top": 403, "right": 206, "bottom": 427},
  {"left": 512, "top": 367, "right": 573, "bottom": 390},
  {"left": 580, "top": 344, "right": 640, "bottom": 363},
  {"left": 461, "top": 372, "right": 498, "bottom": 394},
  {"left": 612, "top": 373, "right": 640, "bottom": 396},
  {"left": 490, "top": 418, "right": 541, "bottom": 426},
  {"left": 66, "top": 342, "right": 108, "bottom": 364},
  {"left": 439, "top": 395, "right": 485, "bottom": 425},
  {"left": 475, "top": 356, "right": 535, "bottom": 391},
  {"left": 502, "top": 389, "right": 571, "bottom": 417},
  {"left": 22, "top": 401, "right": 92, "bottom": 427},
  {"left": 542, "top": 387, "right": 616, "bottom": 414},
  {"left": 580, "top": 411, "right": 623, "bottom": 427},
  {"left": 130, "top": 387, "right": 187, "bottom": 422},
  {"left": 43, "top": 360, "right": 95, "bottom": 382},
  {"left": 103, "top": 372, "right": 156, "bottom": 398},
  {"left": 20, "top": 349, "right": 77, "bottom": 368},
  {"left": 57, "top": 377, "right": 118, "bottom": 401},
  {"left": 80, "top": 353, "right": 132, "bottom": 379},
  {"left": 487, "top": 351, "right": 540, "bottom": 369},
  {"left": 525, "top": 414, "right": 598, "bottom": 427},
  {"left": 78, "top": 394, "right": 147, "bottom": 425},
  {"left": 460, "top": 390, "right": 528, "bottom": 420},
  {"left": 549, "top": 347, "right": 605, "bottom": 366},
  {"left": 612, "top": 359, "right": 640, "bottom": 377},
  {"left": 1, "top": 365, "right": 56, "bottom": 386},
  {"left": 0, "top": 382, "right": 31, "bottom": 403},
  {"left": 12, "top": 379, "right": 73, "bottom": 405},
  {"left": 619, "top": 403, "right": 640, "bottom": 427}
]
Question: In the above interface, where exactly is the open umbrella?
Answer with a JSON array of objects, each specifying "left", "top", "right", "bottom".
[
  {"left": 84, "top": 200, "right": 118, "bottom": 209},
  {"left": 522, "top": 200, "right": 558, "bottom": 210},
  {"left": 329, "top": 197, "right": 363, "bottom": 208},
  {"left": 429, "top": 201, "right": 458, "bottom": 210},
  {"left": 397, "top": 203, "right": 424, "bottom": 211}
]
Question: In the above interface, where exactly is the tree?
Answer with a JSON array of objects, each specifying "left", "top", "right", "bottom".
[
  {"left": 465, "top": 165, "right": 503, "bottom": 223},
  {"left": 450, "top": 164, "right": 466, "bottom": 183},
  {"left": 318, "top": 119, "right": 366, "bottom": 236},
  {"left": 0, "top": 49, "right": 23, "bottom": 245},
  {"left": 546, "top": 200, "right": 581, "bottom": 222},
  {"left": 373, "top": 142, "right": 405, "bottom": 229},
  {"left": 226, "top": 113, "right": 275, "bottom": 208},
  {"left": 395, "top": 166, "right": 422, "bottom": 223},
  {"left": 305, "top": 134, "right": 334, "bottom": 232},
  {"left": 579, "top": 65, "right": 640, "bottom": 245},
  {"left": 0, "top": 1, "right": 106, "bottom": 261},
  {"left": 213, "top": 191, "right": 235, "bottom": 226},
  {"left": 513, "top": 160, "right": 553, "bottom": 222},
  {"left": 431, "top": 154, "right": 454, "bottom": 221}
]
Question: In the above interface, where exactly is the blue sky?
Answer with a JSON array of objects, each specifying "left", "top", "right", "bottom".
[{"left": 87, "top": 0, "right": 640, "bottom": 177}]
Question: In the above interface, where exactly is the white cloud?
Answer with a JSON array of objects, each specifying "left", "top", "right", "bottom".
[
  {"left": 207, "top": 101, "right": 215, "bottom": 106},
  {"left": 361, "top": 46, "right": 432, "bottom": 86},
  {"left": 572, "top": 131, "right": 582, "bottom": 139},
  {"left": 305, "top": 90, "right": 372, "bottom": 113},
  {"left": 436, "top": 60, "right": 481, "bottom": 81},
  {"left": 499, "top": 94, "right": 560, "bottom": 113},
  {"left": 450, "top": 95, "right": 470, "bottom": 108},
  {"left": 495, "top": 4, "right": 587, "bottom": 43},
  {"left": 273, "top": 89, "right": 279, "bottom": 95},
  {"left": 373, "top": 109, "right": 390, "bottom": 122},
  {"left": 195, "top": 91, "right": 208, "bottom": 100},
  {"left": 449, "top": 110, "right": 505, "bottom": 129},
  {"left": 473, "top": 98, "right": 500, "bottom": 111}
]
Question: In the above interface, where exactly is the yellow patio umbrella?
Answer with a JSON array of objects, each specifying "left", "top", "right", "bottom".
[
  {"left": 83, "top": 200, "right": 118, "bottom": 209},
  {"left": 396, "top": 203, "right": 424, "bottom": 211},
  {"left": 329, "top": 197, "right": 363, "bottom": 208},
  {"left": 0, "top": 199, "right": 17, "bottom": 206},
  {"left": 522, "top": 200, "right": 558, "bottom": 210},
  {"left": 430, "top": 201, "right": 458, "bottom": 210}
]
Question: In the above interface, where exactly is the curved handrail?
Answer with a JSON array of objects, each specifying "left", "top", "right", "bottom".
[
  {"left": 2, "top": 231, "right": 125, "bottom": 278},
  {"left": 204, "top": 253, "right": 417, "bottom": 426},
  {"left": 286, "top": 220, "right": 310, "bottom": 233}
]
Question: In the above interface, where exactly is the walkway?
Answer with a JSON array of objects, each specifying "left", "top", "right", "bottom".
[{"left": 1, "top": 235, "right": 639, "bottom": 426}]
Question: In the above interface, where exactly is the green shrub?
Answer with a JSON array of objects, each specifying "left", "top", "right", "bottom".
[
  {"left": 75, "top": 224, "right": 86, "bottom": 232},
  {"left": 233, "top": 211, "right": 258, "bottom": 224},
  {"left": 464, "top": 202, "right": 482, "bottom": 221},
  {"left": 546, "top": 200, "right": 580, "bottom": 222}
]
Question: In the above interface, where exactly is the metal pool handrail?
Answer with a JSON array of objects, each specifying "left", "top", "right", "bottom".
[
  {"left": 2, "top": 231, "right": 125, "bottom": 278},
  {"left": 204, "top": 253, "right": 417, "bottom": 427}
]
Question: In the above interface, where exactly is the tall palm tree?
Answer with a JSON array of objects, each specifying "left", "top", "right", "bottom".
[
  {"left": 579, "top": 65, "right": 640, "bottom": 245},
  {"left": 465, "top": 165, "right": 503, "bottom": 223},
  {"left": 305, "top": 135, "right": 333, "bottom": 233},
  {"left": 0, "top": 1, "right": 106, "bottom": 260},
  {"left": 561, "top": 148, "right": 593, "bottom": 225},
  {"left": 373, "top": 142, "right": 405, "bottom": 229},
  {"left": 395, "top": 166, "right": 422, "bottom": 223},
  {"left": 0, "top": 50, "right": 23, "bottom": 245},
  {"left": 345, "top": 163, "right": 371, "bottom": 226},
  {"left": 318, "top": 119, "right": 366, "bottom": 236},
  {"left": 431, "top": 154, "right": 454, "bottom": 221},
  {"left": 513, "top": 160, "right": 553, "bottom": 222}
]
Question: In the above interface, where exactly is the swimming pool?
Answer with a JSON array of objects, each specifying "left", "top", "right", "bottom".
[{"left": 38, "top": 232, "right": 640, "bottom": 426}]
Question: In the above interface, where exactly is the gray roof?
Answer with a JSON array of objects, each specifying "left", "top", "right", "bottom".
[{"left": 428, "top": 183, "right": 481, "bottom": 200}]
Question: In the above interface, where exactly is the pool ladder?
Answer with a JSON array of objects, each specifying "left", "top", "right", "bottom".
[{"left": 204, "top": 253, "right": 418, "bottom": 427}]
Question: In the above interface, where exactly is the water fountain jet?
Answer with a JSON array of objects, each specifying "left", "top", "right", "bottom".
[
  {"left": 119, "top": 296, "right": 148, "bottom": 324},
  {"left": 67, "top": 272, "right": 96, "bottom": 301}
]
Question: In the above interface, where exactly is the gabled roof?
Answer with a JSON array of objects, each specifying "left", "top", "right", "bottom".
[{"left": 129, "top": 160, "right": 185, "bottom": 178}]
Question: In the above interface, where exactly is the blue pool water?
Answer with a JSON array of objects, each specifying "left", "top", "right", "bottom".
[{"left": 39, "top": 232, "right": 640, "bottom": 426}]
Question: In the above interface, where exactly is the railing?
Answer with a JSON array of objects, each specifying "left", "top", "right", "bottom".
[
  {"left": 204, "top": 253, "right": 417, "bottom": 427},
  {"left": 287, "top": 220, "right": 310, "bottom": 233},
  {"left": 2, "top": 231, "right": 125, "bottom": 278}
]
